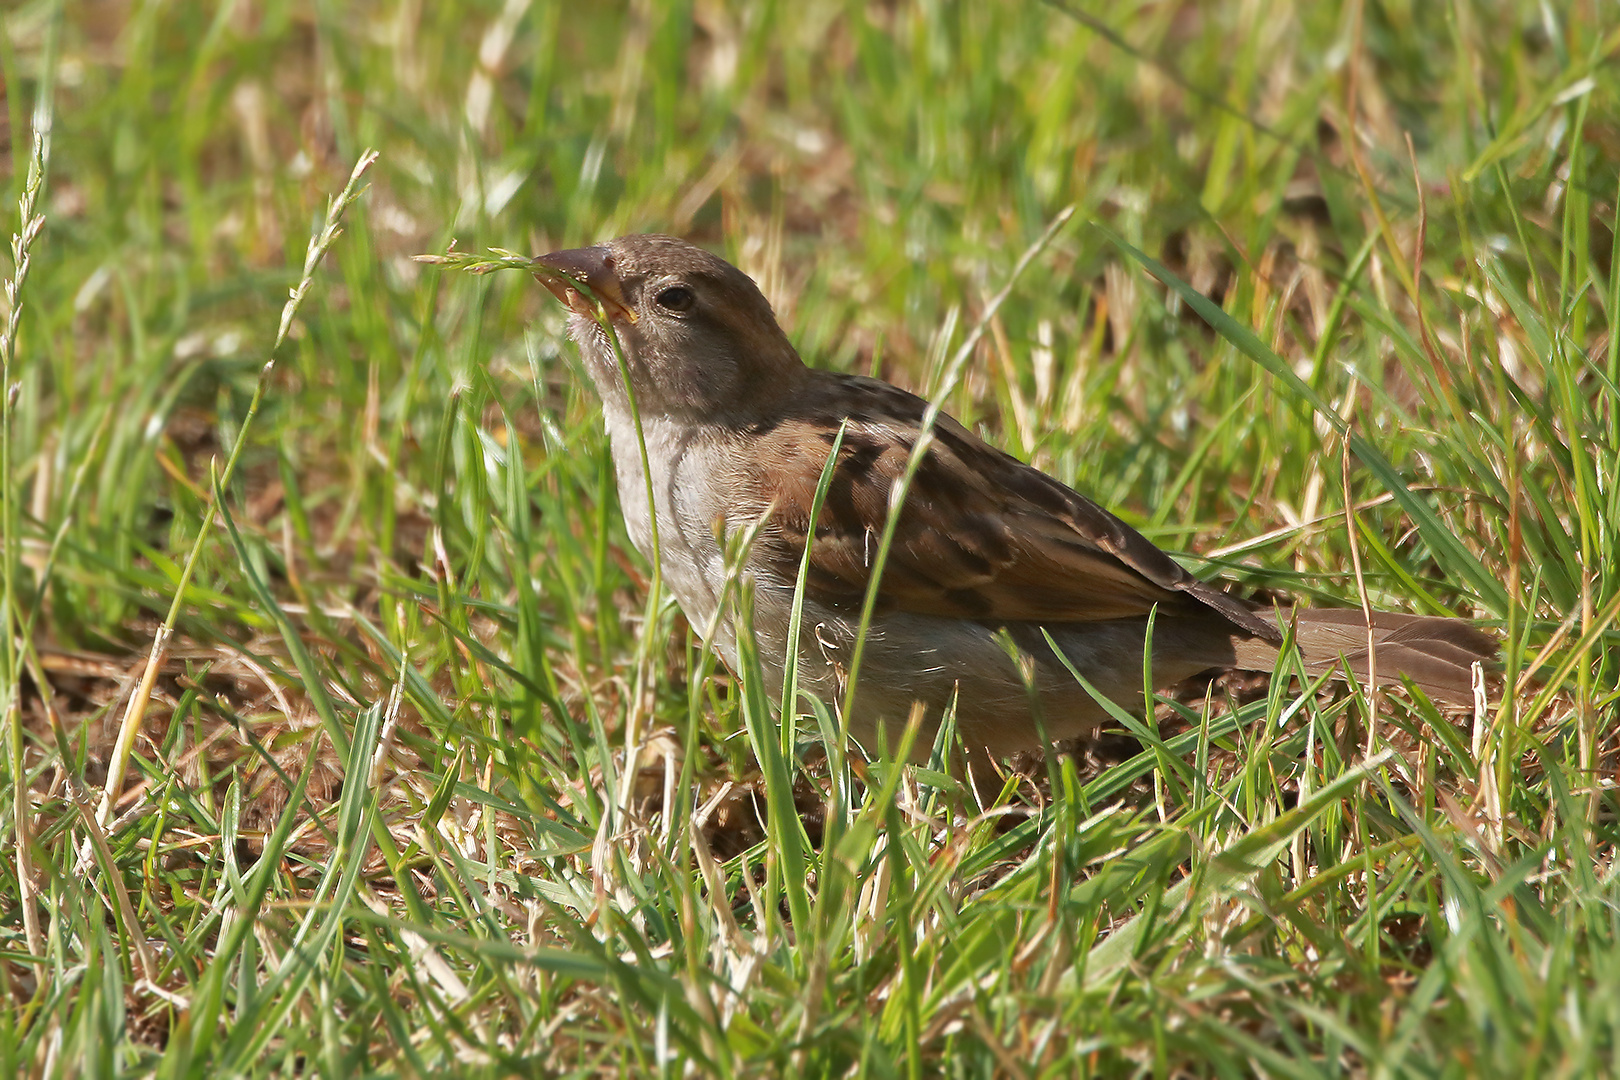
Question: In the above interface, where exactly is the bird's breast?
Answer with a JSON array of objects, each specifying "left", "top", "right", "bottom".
[{"left": 601, "top": 414, "right": 760, "bottom": 638}]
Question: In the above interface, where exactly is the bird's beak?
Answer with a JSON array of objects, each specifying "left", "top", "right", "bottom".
[{"left": 532, "top": 246, "right": 637, "bottom": 324}]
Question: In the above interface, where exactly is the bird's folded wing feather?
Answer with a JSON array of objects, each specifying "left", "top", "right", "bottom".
[{"left": 745, "top": 374, "right": 1279, "bottom": 641}]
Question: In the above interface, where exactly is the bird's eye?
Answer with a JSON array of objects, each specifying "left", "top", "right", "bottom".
[{"left": 655, "top": 285, "right": 695, "bottom": 313}]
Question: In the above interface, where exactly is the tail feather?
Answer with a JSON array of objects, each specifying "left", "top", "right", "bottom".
[{"left": 1227, "top": 608, "right": 1496, "bottom": 707}]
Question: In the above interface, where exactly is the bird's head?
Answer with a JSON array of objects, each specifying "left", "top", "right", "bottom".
[{"left": 533, "top": 234, "right": 805, "bottom": 422}]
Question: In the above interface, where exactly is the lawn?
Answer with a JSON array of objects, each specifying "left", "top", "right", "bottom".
[{"left": 2, "top": 0, "right": 1617, "bottom": 1075}]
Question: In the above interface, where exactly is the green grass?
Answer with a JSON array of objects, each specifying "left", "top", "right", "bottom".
[{"left": 2, "top": 0, "right": 1618, "bottom": 1074}]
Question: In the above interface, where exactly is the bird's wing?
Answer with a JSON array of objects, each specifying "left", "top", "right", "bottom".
[{"left": 746, "top": 374, "right": 1279, "bottom": 641}]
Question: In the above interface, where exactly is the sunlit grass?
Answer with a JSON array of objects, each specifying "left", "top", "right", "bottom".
[{"left": 1, "top": 0, "right": 1617, "bottom": 1075}]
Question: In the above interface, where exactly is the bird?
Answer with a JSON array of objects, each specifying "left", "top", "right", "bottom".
[{"left": 530, "top": 234, "right": 1495, "bottom": 766}]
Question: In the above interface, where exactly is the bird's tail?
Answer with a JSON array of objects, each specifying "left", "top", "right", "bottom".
[{"left": 1227, "top": 608, "right": 1497, "bottom": 707}]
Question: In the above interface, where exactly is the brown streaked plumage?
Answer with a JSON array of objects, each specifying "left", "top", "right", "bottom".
[{"left": 533, "top": 234, "right": 1496, "bottom": 765}]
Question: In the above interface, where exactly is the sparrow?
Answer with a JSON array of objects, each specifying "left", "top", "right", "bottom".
[{"left": 531, "top": 234, "right": 1495, "bottom": 763}]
